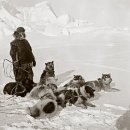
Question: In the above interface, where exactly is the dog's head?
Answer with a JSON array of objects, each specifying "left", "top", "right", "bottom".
[
  {"left": 101, "top": 74, "right": 112, "bottom": 85},
  {"left": 72, "top": 75, "right": 85, "bottom": 86},
  {"left": 45, "top": 61, "right": 54, "bottom": 71}
]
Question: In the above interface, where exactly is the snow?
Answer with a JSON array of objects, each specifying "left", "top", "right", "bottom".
[
  {"left": 0, "top": 90, "right": 120, "bottom": 130},
  {"left": 0, "top": 6, "right": 22, "bottom": 28},
  {"left": 56, "top": 14, "right": 73, "bottom": 26},
  {"left": 0, "top": 1, "right": 100, "bottom": 37},
  {"left": 0, "top": 28, "right": 130, "bottom": 129},
  {"left": 0, "top": 0, "right": 130, "bottom": 130}
]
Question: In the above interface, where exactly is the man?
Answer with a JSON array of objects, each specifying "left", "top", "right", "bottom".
[{"left": 10, "top": 27, "right": 36, "bottom": 83}]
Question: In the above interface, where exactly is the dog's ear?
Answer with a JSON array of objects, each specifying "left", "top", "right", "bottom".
[
  {"left": 79, "top": 75, "right": 83, "bottom": 79},
  {"left": 74, "top": 75, "right": 76, "bottom": 77},
  {"left": 98, "top": 78, "right": 101, "bottom": 81},
  {"left": 52, "top": 61, "right": 54, "bottom": 64},
  {"left": 45, "top": 63, "right": 47, "bottom": 66}
]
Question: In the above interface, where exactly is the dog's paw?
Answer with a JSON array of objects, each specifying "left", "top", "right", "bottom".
[
  {"left": 85, "top": 102, "right": 96, "bottom": 107},
  {"left": 83, "top": 105, "right": 88, "bottom": 109}
]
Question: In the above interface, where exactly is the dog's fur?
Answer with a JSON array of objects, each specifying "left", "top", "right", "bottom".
[
  {"left": 29, "top": 84, "right": 56, "bottom": 100},
  {"left": 40, "top": 61, "right": 55, "bottom": 85},
  {"left": 39, "top": 61, "right": 58, "bottom": 93},
  {"left": 64, "top": 75, "right": 85, "bottom": 89},
  {"left": 27, "top": 84, "right": 59, "bottom": 118},
  {"left": 26, "top": 98, "right": 58, "bottom": 119},
  {"left": 56, "top": 85, "right": 95, "bottom": 108},
  {"left": 85, "top": 74, "right": 112, "bottom": 92},
  {"left": 3, "top": 79, "right": 36, "bottom": 97}
]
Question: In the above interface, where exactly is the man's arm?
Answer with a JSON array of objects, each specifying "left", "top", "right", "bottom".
[
  {"left": 10, "top": 41, "right": 18, "bottom": 62},
  {"left": 25, "top": 39, "right": 36, "bottom": 66}
]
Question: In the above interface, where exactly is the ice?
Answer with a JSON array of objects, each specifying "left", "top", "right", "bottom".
[
  {"left": 56, "top": 14, "right": 73, "bottom": 26},
  {"left": 0, "top": 1, "right": 99, "bottom": 37}
]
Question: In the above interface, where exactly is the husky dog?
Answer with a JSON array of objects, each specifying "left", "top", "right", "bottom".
[
  {"left": 27, "top": 83, "right": 60, "bottom": 118},
  {"left": 3, "top": 79, "right": 36, "bottom": 97},
  {"left": 40, "top": 61, "right": 55, "bottom": 85},
  {"left": 39, "top": 61, "right": 58, "bottom": 91},
  {"left": 64, "top": 75, "right": 85, "bottom": 89},
  {"left": 54, "top": 89, "right": 74, "bottom": 107},
  {"left": 85, "top": 74, "right": 112, "bottom": 92},
  {"left": 56, "top": 85, "right": 95, "bottom": 108}
]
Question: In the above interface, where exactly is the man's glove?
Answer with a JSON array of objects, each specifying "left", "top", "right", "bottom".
[{"left": 33, "top": 60, "right": 36, "bottom": 67}]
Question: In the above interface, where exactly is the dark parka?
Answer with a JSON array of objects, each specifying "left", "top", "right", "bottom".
[
  {"left": 10, "top": 38, "right": 36, "bottom": 82},
  {"left": 10, "top": 39, "right": 35, "bottom": 65}
]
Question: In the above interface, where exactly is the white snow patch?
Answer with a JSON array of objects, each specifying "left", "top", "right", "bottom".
[
  {"left": 104, "top": 104, "right": 127, "bottom": 111},
  {"left": 2, "top": 106, "right": 120, "bottom": 130}
]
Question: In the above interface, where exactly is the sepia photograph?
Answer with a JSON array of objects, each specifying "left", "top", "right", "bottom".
[{"left": 0, "top": 0, "right": 130, "bottom": 130}]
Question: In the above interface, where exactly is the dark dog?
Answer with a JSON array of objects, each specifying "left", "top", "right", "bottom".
[
  {"left": 40, "top": 61, "right": 56, "bottom": 85},
  {"left": 64, "top": 75, "right": 85, "bottom": 89},
  {"left": 56, "top": 85, "right": 95, "bottom": 108},
  {"left": 3, "top": 79, "right": 36, "bottom": 97},
  {"left": 54, "top": 89, "right": 75, "bottom": 107},
  {"left": 85, "top": 74, "right": 112, "bottom": 92}
]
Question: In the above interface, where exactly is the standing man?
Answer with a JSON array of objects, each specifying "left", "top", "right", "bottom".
[{"left": 10, "top": 27, "right": 36, "bottom": 83}]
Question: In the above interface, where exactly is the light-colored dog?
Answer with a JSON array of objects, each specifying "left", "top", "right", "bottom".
[
  {"left": 26, "top": 98, "right": 59, "bottom": 119},
  {"left": 26, "top": 84, "right": 61, "bottom": 118}
]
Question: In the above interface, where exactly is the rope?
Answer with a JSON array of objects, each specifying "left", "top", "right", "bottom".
[
  {"left": 3, "top": 59, "right": 30, "bottom": 79},
  {"left": 3, "top": 59, "right": 14, "bottom": 79}
]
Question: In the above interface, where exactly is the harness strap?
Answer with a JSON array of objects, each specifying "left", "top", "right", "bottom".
[{"left": 40, "top": 93, "right": 54, "bottom": 100}]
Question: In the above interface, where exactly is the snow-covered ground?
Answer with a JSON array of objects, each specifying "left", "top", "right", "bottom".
[
  {"left": 0, "top": 0, "right": 130, "bottom": 130},
  {"left": 0, "top": 27, "right": 130, "bottom": 130}
]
